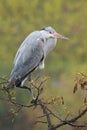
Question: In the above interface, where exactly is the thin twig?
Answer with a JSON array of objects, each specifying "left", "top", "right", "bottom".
[
  {"left": 50, "top": 107, "right": 87, "bottom": 130},
  {"left": 37, "top": 112, "right": 51, "bottom": 118},
  {"left": 0, "top": 77, "right": 9, "bottom": 82},
  {"left": 34, "top": 120, "right": 47, "bottom": 124}
]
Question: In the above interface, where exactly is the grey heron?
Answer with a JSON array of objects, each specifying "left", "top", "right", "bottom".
[{"left": 8, "top": 26, "right": 68, "bottom": 89}]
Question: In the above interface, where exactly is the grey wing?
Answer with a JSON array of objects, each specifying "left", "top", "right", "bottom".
[{"left": 10, "top": 35, "right": 44, "bottom": 82}]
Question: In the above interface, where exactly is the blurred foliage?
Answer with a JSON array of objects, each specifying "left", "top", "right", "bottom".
[
  {"left": 0, "top": 0, "right": 87, "bottom": 130},
  {"left": 0, "top": 0, "right": 87, "bottom": 75}
]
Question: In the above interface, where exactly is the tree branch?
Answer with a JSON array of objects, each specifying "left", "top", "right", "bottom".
[
  {"left": 38, "top": 100, "right": 53, "bottom": 130},
  {"left": 49, "top": 107, "right": 87, "bottom": 130},
  {"left": 0, "top": 76, "right": 87, "bottom": 130}
]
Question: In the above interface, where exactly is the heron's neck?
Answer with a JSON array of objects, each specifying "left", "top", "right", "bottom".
[
  {"left": 44, "top": 37, "right": 57, "bottom": 57},
  {"left": 40, "top": 31, "right": 57, "bottom": 56}
]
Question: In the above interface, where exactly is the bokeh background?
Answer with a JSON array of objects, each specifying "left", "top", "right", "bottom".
[{"left": 0, "top": 0, "right": 87, "bottom": 130}]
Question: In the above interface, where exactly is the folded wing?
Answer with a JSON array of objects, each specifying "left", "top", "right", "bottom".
[{"left": 10, "top": 31, "right": 44, "bottom": 84}]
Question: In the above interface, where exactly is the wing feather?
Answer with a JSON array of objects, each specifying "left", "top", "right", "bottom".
[{"left": 10, "top": 31, "right": 44, "bottom": 82}]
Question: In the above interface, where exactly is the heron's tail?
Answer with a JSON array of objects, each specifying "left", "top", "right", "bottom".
[{"left": 7, "top": 78, "right": 22, "bottom": 89}]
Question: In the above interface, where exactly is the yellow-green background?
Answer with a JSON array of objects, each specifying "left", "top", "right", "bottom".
[{"left": 0, "top": 0, "right": 87, "bottom": 130}]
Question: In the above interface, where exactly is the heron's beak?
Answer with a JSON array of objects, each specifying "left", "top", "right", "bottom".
[{"left": 53, "top": 32, "right": 69, "bottom": 40}]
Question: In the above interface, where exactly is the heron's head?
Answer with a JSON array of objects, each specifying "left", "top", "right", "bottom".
[{"left": 42, "top": 26, "right": 69, "bottom": 40}]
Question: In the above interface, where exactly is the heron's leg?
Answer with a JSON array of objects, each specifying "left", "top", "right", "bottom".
[
  {"left": 16, "top": 75, "right": 36, "bottom": 100},
  {"left": 16, "top": 76, "right": 31, "bottom": 90},
  {"left": 28, "top": 75, "right": 36, "bottom": 100},
  {"left": 29, "top": 85, "right": 36, "bottom": 100},
  {"left": 16, "top": 85, "right": 36, "bottom": 100}
]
